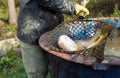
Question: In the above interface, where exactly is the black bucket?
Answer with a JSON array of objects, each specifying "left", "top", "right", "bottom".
[
  {"left": 39, "top": 17, "right": 120, "bottom": 78},
  {"left": 49, "top": 54, "right": 120, "bottom": 78}
]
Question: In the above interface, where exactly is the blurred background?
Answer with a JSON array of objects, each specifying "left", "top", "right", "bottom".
[{"left": 0, "top": 0, "right": 120, "bottom": 78}]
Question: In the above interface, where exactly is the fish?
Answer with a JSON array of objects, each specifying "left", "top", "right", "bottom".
[
  {"left": 57, "top": 25, "right": 112, "bottom": 52},
  {"left": 75, "top": 25, "right": 112, "bottom": 48},
  {"left": 88, "top": 25, "right": 112, "bottom": 48},
  {"left": 58, "top": 35, "right": 85, "bottom": 52}
]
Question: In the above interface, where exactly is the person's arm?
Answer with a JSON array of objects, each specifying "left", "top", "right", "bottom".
[{"left": 37, "top": 0, "right": 89, "bottom": 16}]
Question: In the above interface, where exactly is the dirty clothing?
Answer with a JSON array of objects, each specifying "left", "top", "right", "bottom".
[
  {"left": 17, "top": 0, "right": 76, "bottom": 44},
  {"left": 17, "top": 0, "right": 78, "bottom": 78},
  {"left": 20, "top": 41, "right": 48, "bottom": 78}
]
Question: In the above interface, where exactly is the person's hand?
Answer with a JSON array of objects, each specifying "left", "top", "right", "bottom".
[{"left": 75, "top": 4, "right": 89, "bottom": 17}]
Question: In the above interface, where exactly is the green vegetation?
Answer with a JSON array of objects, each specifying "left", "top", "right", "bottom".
[
  {"left": 0, "top": 49, "right": 17, "bottom": 72},
  {"left": 88, "top": 0, "right": 120, "bottom": 17},
  {"left": 0, "top": 49, "right": 27, "bottom": 78},
  {"left": 0, "top": 49, "right": 51, "bottom": 78},
  {"left": 0, "top": 9, "right": 8, "bottom": 21},
  {"left": 111, "top": 3, "right": 120, "bottom": 17}
]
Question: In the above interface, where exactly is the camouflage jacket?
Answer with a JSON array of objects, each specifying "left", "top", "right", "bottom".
[{"left": 17, "top": 0, "right": 77, "bottom": 44}]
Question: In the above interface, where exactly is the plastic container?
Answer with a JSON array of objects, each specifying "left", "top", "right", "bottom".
[
  {"left": 49, "top": 54, "right": 120, "bottom": 78},
  {"left": 39, "top": 17, "right": 120, "bottom": 78}
]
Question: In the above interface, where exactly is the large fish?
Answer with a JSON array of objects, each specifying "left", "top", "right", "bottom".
[
  {"left": 76, "top": 25, "right": 112, "bottom": 48},
  {"left": 58, "top": 25, "right": 112, "bottom": 52}
]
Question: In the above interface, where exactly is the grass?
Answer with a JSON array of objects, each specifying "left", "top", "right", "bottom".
[
  {"left": 5, "top": 60, "right": 51, "bottom": 78},
  {"left": 0, "top": 9, "right": 8, "bottom": 22},
  {"left": 0, "top": 60, "right": 27, "bottom": 78},
  {"left": 0, "top": 48, "right": 27, "bottom": 78},
  {"left": 0, "top": 49, "right": 51, "bottom": 78}
]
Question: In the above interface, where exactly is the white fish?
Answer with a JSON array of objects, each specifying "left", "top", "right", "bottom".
[{"left": 58, "top": 35, "right": 85, "bottom": 52}]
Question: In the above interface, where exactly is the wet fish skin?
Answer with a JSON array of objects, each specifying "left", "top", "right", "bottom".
[
  {"left": 75, "top": 25, "right": 112, "bottom": 48},
  {"left": 88, "top": 25, "right": 112, "bottom": 48},
  {"left": 58, "top": 35, "right": 85, "bottom": 52}
]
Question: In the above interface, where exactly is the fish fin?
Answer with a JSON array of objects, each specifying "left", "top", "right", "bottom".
[{"left": 101, "top": 25, "right": 112, "bottom": 35}]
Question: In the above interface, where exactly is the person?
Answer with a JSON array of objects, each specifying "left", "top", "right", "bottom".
[{"left": 17, "top": 0, "right": 89, "bottom": 78}]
